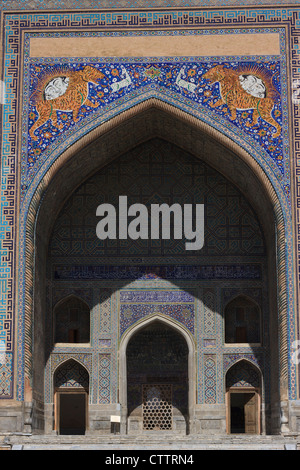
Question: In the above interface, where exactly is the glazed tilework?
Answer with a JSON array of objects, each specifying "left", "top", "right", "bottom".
[
  {"left": 46, "top": 282, "right": 267, "bottom": 405},
  {"left": 45, "top": 353, "right": 92, "bottom": 403},
  {"left": 204, "top": 354, "right": 217, "bottom": 404},
  {"left": 98, "top": 354, "right": 111, "bottom": 404},
  {"left": 99, "top": 290, "right": 112, "bottom": 334},
  {"left": 48, "top": 137, "right": 266, "bottom": 260},
  {"left": 119, "top": 289, "right": 195, "bottom": 336},
  {"left": 120, "top": 302, "right": 195, "bottom": 335},
  {"left": 226, "top": 359, "right": 261, "bottom": 388},
  {"left": 54, "top": 265, "right": 262, "bottom": 280},
  {"left": 54, "top": 359, "right": 89, "bottom": 389},
  {"left": 25, "top": 59, "right": 285, "bottom": 183},
  {"left": 47, "top": 136, "right": 268, "bottom": 405},
  {"left": 196, "top": 286, "right": 269, "bottom": 404},
  {"left": 1, "top": 0, "right": 300, "bottom": 9},
  {"left": 203, "top": 289, "right": 216, "bottom": 335},
  {"left": 22, "top": 58, "right": 288, "bottom": 204},
  {"left": 45, "top": 283, "right": 118, "bottom": 404},
  {"left": 52, "top": 288, "right": 93, "bottom": 310},
  {"left": 0, "top": 8, "right": 298, "bottom": 404},
  {"left": 0, "top": 353, "right": 13, "bottom": 398}
]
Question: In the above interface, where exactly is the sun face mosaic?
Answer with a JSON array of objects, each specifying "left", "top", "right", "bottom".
[{"left": 25, "top": 59, "right": 285, "bottom": 195}]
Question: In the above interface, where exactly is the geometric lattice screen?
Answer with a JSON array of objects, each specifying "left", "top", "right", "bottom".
[{"left": 142, "top": 384, "right": 173, "bottom": 430}]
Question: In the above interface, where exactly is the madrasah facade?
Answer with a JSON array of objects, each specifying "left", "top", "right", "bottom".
[{"left": 1, "top": 0, "right": 300, "bottom": 447}]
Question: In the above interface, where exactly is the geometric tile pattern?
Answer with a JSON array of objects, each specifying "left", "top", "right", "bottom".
[
  {"left": 99, "top": 290, "right": 112, "bottom": 334},
  {"left": 204, "top": 354, "right": 217, "bottom": 404},
  {"left": 127, "top": 321, "right": 188, "bottom": 421},
  {"left": 0, "top": 353, "right": 13, "bottom": 398},
  {"left": 53, "top": 264, "right": 262, "bottom": 281},
  {"left": 54, "top": 359, "right": 89, "bottom": 389},
  {"left": 203, "top": 289, "right": 216, "bottom": 335},
  {"left": 46, "top": 136, "right": 269, "bottom": 407},
  {"left": 120, "top": 302, "right": 195, "bottom": 336},
  {"left": 45, "top": 353, "right": 92, "bottom": 403},
  {"left": 50, "top": 139, "right": 266, "bottom": 259},
  {"left": 99, "top": 354, "right": 111, "bottom": 404},
  {"left": 120, "top": 289, "right": 195, "bottom": 335},
  {"left": 226, "top": 360, "right": 261, "bottom": 388}
]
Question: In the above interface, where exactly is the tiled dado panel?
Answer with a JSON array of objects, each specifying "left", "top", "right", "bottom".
[{"left": 0, "top": 8, "right": 298, "bottom": 401}]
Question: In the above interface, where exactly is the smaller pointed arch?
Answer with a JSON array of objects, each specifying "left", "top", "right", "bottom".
[
  {"left": 54, "top": 358, "right": 89, "bottom": 391},
  {"left": 54, "top": 359, "right": 89, "bottom": 435},
  {"left": 53, "top": 295, "right": 91, "bottom": 344},
  {"left": 225, "top": 359, "right": 261, "bottom": 390},
  {"left": 225, "top": 359, "right": 262, "bottom": 434},
  {"left": 224, "top": 295, "right": 261, "bottom": 345}
]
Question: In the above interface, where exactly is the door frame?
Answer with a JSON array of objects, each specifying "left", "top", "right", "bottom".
[
  {"left": 54, "top": 388, "right": 89, "bottom": 435},
  {"left": 226, "top": 387, "right": 261, "bottom": 435}
]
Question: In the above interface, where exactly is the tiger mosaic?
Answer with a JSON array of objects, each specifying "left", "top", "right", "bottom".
[
  {"left": 29, "top": 65, "right": 106, "bottom": 141},
  {"left": 202, "top": 64, "right": 281, "bottom": 138}
]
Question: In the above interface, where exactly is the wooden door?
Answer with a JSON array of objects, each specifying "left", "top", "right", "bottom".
[
  {"left": 244, "top": 392, "right": 257, "bottom": 434},
  {"left": 57, "top": 391, "right": 87, "bottom": 435},
  {"left": 227, "top": 389, "right": 260, "bottom": 434}
]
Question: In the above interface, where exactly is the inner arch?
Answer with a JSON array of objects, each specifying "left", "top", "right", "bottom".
[{"left": 126, "top": 319, "right": 190, "bottom": 433}]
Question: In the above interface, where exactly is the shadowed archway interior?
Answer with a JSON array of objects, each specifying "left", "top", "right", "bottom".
[{"left": 28, "top": 104, "right": 281, "bottom": 434}]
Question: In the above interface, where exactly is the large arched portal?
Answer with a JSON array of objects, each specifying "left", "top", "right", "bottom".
[{"left": 24, "top": 101, "right": 287, "bottom": 435}]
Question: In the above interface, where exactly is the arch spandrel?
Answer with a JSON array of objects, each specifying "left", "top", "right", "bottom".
[
  {"left": 24, "top": 59, "right": 286, "bottom": 201},
  {"left": 22, "top": 94, "right": 288, "bottom": 214}
]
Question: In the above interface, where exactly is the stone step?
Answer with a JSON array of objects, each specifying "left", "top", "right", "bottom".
[
  {"left": 15, "top": 444, "right": 293, "bottom": 450},
  {"left": 3, "top": 433, "right": 299, "bottom": 450}
]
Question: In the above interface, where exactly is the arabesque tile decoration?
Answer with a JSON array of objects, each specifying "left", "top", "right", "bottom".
[
  {"left": 0, "top": 8, "right": 299, "bottom": 402},
  {"left": 25, "top": 58, "right": 285, "bottom": 183}
]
